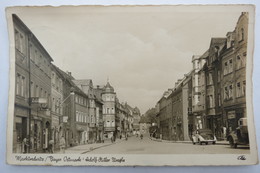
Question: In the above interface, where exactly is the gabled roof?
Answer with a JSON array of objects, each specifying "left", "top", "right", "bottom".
[
  {"left": 200, "top": 49, "right": 209, "bottom": 59},
  {"left": 210, "top": 37, "right": 226, "bottom": 46},
  {"left": 54, "top": 67, "right": 87, "bottom": 97},
  {"left": 12, "top": 14, "right": 53, "bottom": 62},
  {"left": 73, "top": 79, "right": 93, "bottom": 87}
]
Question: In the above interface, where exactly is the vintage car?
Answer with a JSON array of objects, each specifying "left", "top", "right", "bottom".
[
  {"left": 227, "top": 118, "right": 249, "bottom": 148},
  {"left": 191, "top": 129, "right": 217, "bottom": 145}
]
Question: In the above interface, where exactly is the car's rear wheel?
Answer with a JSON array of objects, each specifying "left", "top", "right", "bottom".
[
  {"left": 192, "top": 140, "right": 195, "bottom": 145},
  {"left": 213, "top": 141, "right": 216, "bottom": 145},
  {"left": 229, "top": 137, "right": 237, "bottom": 148},
  {"left": 205, "top": 142, "right": 208, "bottom": 145},
  {"left": 198, "top": 139, "right": 202, "bottom": 145}
]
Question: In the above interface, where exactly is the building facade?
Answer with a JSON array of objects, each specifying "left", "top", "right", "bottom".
[
  {"left": 13, "top": 14, "right": 53, "bottom": 153},
  {"left": 221, "top": 12, "right": 248, "bottom": 137},
  {"left": 50, "top": 64, "right": 64, "bottom": 150},
  {"left": 102, "top": 82, "right": 116, "bottom": 138}
]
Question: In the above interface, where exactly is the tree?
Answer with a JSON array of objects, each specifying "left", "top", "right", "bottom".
[{"left": 140, "top": 108, "right": 157, "bottom": 124}]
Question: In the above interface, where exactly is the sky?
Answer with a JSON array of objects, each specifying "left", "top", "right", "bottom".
[{"left": 14, "top": 5, "right": 243, "bottom": 114}]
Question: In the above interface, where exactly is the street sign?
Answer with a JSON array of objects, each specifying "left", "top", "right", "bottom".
[{"left": 31, "top": 97, "right": 47, "bottom": 104}]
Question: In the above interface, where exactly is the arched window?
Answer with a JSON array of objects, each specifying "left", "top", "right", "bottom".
[{"left": 241, "top": 28, "right": 244, "bottom": 41}]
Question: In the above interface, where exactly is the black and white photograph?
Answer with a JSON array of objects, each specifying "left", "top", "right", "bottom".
[{"left": 5, "top": 5, "right": 258, "bottom": 166}]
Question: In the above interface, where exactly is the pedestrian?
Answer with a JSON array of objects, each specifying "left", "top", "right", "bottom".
[
  {"left": 48, "top": 139, "right": 54, "bottom": 153},
  {"left": 111, "top": 136, "right": 114, "bottom": 143},
  {"left": 125, "top": 133, "right": 128, "bottom": 141},
  {"left": 59, "top": 136, "right": 66, "bottom": 154},
  {"left": 140, "top": 134, "right": 143, "bottom": 140},
  {"left": 22, "top": 136, "right": 29, "bottom": 153}
]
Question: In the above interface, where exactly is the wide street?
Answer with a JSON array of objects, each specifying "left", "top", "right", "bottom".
[{"left": 83, "top": 134, "right": 250, "bottom": 154}]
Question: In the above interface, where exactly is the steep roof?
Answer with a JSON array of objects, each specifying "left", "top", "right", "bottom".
[
  {"left": 72, "top": 79, "right": 92, "bottom": 87},
  {"left": 200, "top": 49, "right": 209, "bottom": 59},
  {"left": 103, "top": 82, "right": 115, "bottom": 93},
  {"left": 12, "top": 14, "right": 53, "bottom": 62},
  {"left": 54, "top": 67, "right": 87, "bottom": 97}
]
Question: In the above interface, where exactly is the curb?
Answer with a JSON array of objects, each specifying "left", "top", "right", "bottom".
[
  {"left": 81, "top": 139, "right": 125, "bottom": 154},
  {"left": 150, "top": 137, "right": 229, "bottom": 145}
]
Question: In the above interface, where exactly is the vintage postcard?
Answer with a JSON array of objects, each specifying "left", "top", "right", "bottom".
[{"left": 5, "top": 5, "right": 258, "bottom": 166}]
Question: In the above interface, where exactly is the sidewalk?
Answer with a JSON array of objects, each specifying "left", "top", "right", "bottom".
[
  {"left": 55, "top": 138, "right": 125, "bottom": 154},
  {"left": 150, "top": 137, "right": 229, "bottom": 145}
]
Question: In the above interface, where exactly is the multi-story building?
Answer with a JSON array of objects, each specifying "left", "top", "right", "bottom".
[
  {"left": 13, "top": 14, "right": 53, "bottom": 153},
  {"left": 204, "top": 37, "right": 226, "bottom": 139},
  {"left": 221, "top": 12, "right": 248, "bottom": 137},
  {"left": 191, "top": 53, "right": 207, "bottom": 132},
  {"left": 157, "top": 89, "right": 172, "bottom": 140},
  {"left": 93, "top": 85, "right": 104, "bottom": 142},
  {"left": 13, "top": 15, "right": 30, "bottom": 153},
  {"left": 73, "top": 79, "right": 98, "bottom": 143},
  {"left": 54, "top": 69, "right": 88, "bottom": 146},
  {"left": 132, "top": 107, "right": 141, "bottom": 132},
  {"left": 102, "top": 81, "right": 116, "bottom": 138},
  {"left": 170, "top": 75, "right": 190, "bottom": 141},
  {"left": 50, "top": 64, "right": 64, "bottom": 150}
]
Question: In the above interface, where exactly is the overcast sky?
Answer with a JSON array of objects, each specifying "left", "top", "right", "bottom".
[{"left": 14, "top": 6, "right": 243, "bottom": 114}]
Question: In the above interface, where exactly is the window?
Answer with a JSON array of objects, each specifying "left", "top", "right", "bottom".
[
  {"left": 242, "top": 81, "right": 246, "bottom": 96},
  {"left": 21, "top": 76, "right": 25, "bottom": 97},
  {"left": 209, "top": 95, "right": 214, "bottom": 108},
  {"left": 111, "top": 121, "right": 115, "bottom": 127},
  {"left": 240, "top": 28, "right": 244, "bottom": 41},
  {"left": 229, "top": 85, "right": 233, "bottom": 98},
  {"left": 16, "top": 74, "right": 26, "bottom": 97},
  {"left": 218, "top": 94, "right": 221, "bottom": 107},
  {"left": 29, "top": 44, "right": 35, "bottom": 62},
  {"left": 52, "top": 98, "right": 55, "bottom": 112},
  {"left": 106, "top": 121, "right": 110, "bottom": 127},
  {"left": 14, "top": 29, "right": 26, "bottom": 54},
  {"left": 236, "top": 82, "right": 241, "bottom": 97},
  {"left": 242, "top": 52, "right": 246, "bottom": 67},
  {"left": 224, "top": 86, "right": 229, "bottom": 100},
  {"left": 34, "top": 50, "right": 38, "bottom": 65},
  {"left": 30, "top": 81, "right": 34, "bottom": 97},
  {"left": 224, "top": 62, "right": 228, "bottom": 75},
  {"left": 236, "top": 55, "right": 242, "bottom": 69},
  {"left": 107, "top": 108, "right": 109, "bottom": 114},
  {"left": 35, "top": 85, "right": 39, "bottom": 97},
  {"left": 16, "top": 74, "right": 20, "bottom": 95},
  {"left": 76, "top": 111, "right": 79, "bottom": 122},
  {"left": 229, "top": 59, "right": 233, "bottom": 73},
  {"left": 208, "top": 73, "right": 213, "bottom": 85},
  {"left": 75, "top": 95, "right": 78, "bottom": 103},
  {"left": 40, "top": 88, "right": 43, "bottom": 97}
]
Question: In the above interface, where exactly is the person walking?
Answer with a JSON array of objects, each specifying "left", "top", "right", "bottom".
[
  {"left": 59, "top": 136, "right": 66, "bottom": 154},
  {"left": 140, "top": 134, "right": 143, "bottom": 140},
  {"left": 22, "top": 136, "right": 29, "bottom": 153},
  {"left": 48, "top": 139, "right": 54, "bottom": 153}
]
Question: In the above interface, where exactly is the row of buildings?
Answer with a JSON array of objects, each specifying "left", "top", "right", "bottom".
[
  {"left": 153, "top": 12, "right": 248, "bottom": 141},
  {"left": 13, "top": 14, "right": 141, "bottom": 153}
]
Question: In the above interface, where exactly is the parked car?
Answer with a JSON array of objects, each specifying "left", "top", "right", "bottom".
[
  {"left": 191, "top": 129, "right": 217, "bottom": 145},
  {"left": 227, "top": 118, "right": 249, "bottom": 148}
]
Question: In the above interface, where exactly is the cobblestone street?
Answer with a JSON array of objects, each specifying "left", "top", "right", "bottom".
[{"left": 58, "top": 134, "right": 250, "bottom": 154}]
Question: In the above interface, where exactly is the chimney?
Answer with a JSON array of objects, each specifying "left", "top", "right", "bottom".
[{"left": 67, "top": 72, "right": 72, "bottom": 76}]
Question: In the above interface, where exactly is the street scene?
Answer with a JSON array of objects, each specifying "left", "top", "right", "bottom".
[
  {"left": 11, "top": 6, "right": 250, "bottom": 155},
  {"left": 62, "top": 134, "right": 249, "bottom": 155}
]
